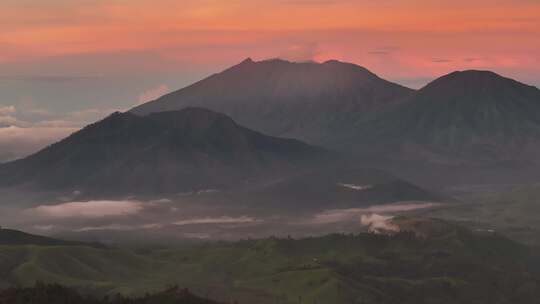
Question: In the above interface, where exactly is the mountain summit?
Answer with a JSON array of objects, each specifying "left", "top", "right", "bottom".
[
  {"left": 131, "top": 58, "right": 413, "bottom": 145},
  {"left": 0, "top": 107, "right": 329, "bottom": 195},
  {"left": 351, "top": 70, "right": 540, "bottom": 162},
  {"left": 415, "top": 70, "right": 539, "bottom": 103}
]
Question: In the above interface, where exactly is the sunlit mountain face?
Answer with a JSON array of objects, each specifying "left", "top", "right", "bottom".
[{"left": 1, "top": 1, "right": 540, "bottom": 304}]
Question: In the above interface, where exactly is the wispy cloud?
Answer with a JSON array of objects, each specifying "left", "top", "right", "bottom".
[
  {"left": 368, "top": 46, "right": 400, "bottom": 56},
  {"left": 0, "top": 125, "right": 77, "bottom": 160},
  {"left": 337, "top": 183, "right": 373, "bottom": 191},
  {"left": 463, "top": 57, "right": 483, "bottom": 62},
  {"left": 173, "top": 216, "right": 259, "bottom": 226},
  {"left": 360, "top": 202, "right": 441, "bottom": 213},
  {"left": 432, "top": 58, "right": 453, "bottom": 63},
  {"left": 360, "top": 214, "right": 399, "bottom": 233},
  {"left": 0, "top": 104, "right": 119, "bottom": 160},
  {"left": 278, "top": 42, "right": 321, "bottom": 62},
  {"left": 75, "top": 223, "right": 162, "bottom": 232},
  {"left": 26, "top": 200, "right": 144, "bottom": 218}
]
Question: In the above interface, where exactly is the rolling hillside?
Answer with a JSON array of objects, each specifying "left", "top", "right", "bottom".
[{"left": 1, "top": 220, "right": 539, "bottom": 304}]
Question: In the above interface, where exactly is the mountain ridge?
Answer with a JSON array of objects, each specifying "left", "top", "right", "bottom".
[
  {"left": 0, "top": 107, "right": 330, "bottom": 195},
  {"left": 131, "top": 58, "right": 414, "bottom": 145},
  {"left": 130, "top": 58, "right": 540, "bottom": 164},
  {"left": 344, "top": 69, "right": 540, "bottom": 163}
]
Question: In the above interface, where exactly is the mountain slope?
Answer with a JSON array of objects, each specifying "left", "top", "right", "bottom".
[
  {"left": 0, "top": 107, "right": 329, "bottom": 195},
  {"left": 239, "top": 164, "right": 447, "bottom": 212},
  {"left": 131, "top": 58, "right": 413, "bottom": 145},
  {"left": 350, "top": 70, "right": 540, "bottom": 162}
]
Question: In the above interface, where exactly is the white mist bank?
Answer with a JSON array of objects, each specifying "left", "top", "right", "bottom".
[
  {"left": 310, "top": 201, "right": 442, "bottom": 224},
  {"left": 360, "top": 214, "right": 400, "bottom": 233},
  {"left": 18, "top": 198, "right": 263, "bottom": 235}
]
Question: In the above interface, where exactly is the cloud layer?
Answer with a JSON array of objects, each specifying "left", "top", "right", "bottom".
[{"left": 0, "top": 104, "right": 118, "bottom": 161}]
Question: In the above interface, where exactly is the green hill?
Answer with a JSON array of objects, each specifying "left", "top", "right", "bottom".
[{"left": 0, "top": 220, "right": 539, "bottom": 303}]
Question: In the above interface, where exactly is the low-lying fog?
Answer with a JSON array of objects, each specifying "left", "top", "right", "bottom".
[{"left": 1, "top": 188, "right": 442, "bottom": 245}]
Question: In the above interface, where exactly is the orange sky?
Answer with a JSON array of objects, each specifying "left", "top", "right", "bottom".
[
  {"left": 0, "top": 0, "right": 539, "bottom": 160},
  {"left": 2, "top": 0, "right": 539, "bottom": 63},
  {"left": 0, "top": 0, "right": 539, "bottom": 108}
]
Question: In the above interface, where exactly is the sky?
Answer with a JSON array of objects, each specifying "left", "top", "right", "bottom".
[{"left": 0, "top": 0, "right": 539, "bottom": 161}]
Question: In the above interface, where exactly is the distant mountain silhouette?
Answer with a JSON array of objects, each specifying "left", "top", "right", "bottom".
[
  {"left": 0, "top": 107, "right": 329, "bottom": 195},
  {"left": 348, "top": 70, "right": 540, "bottom": 163},
  {"left": 131, "top": 58, "right": 413, "bottom": 146}
]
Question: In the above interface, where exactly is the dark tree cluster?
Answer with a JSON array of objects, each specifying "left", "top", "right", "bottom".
[{"left": 0, "top": 283, "right": 226, "bottom": 304}]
